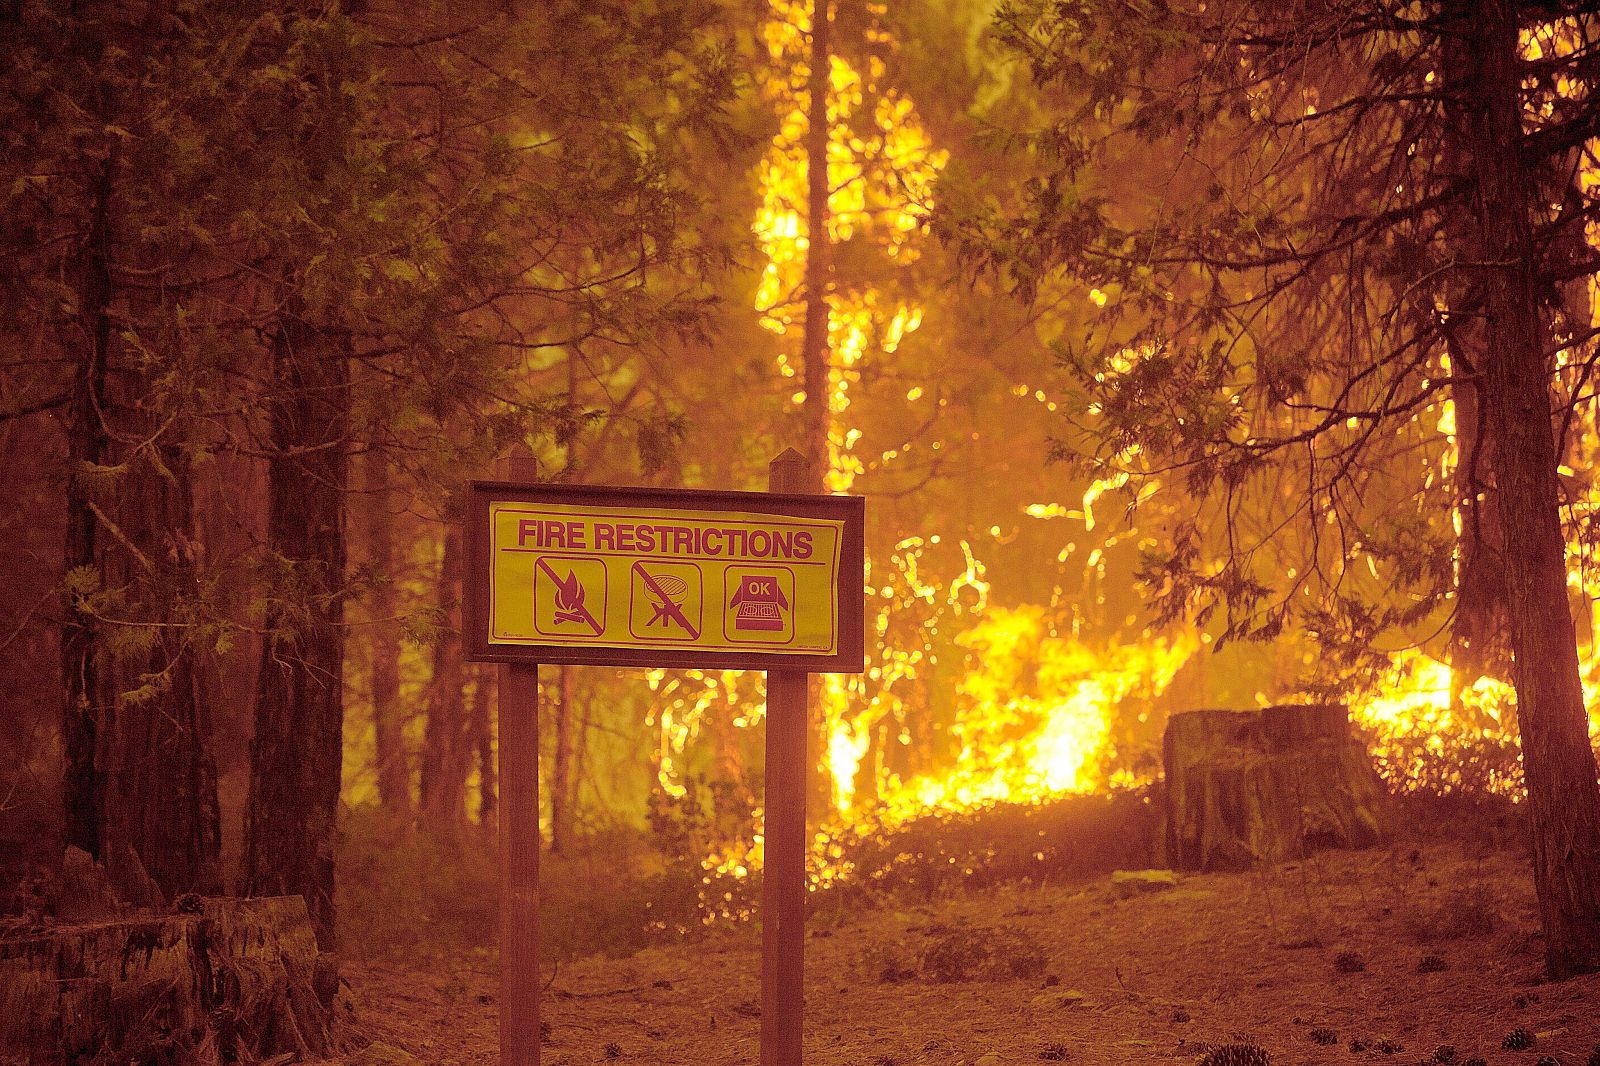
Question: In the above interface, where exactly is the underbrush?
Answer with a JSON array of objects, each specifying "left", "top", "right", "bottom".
[
  {"left": 338, "top": 809, "right": 499, "bottom": 957},
  {"left": 338, "top": 790, "right": 1163, "bottom": 962},
  {"left": 338, "top": 807, "right": 715, "bottom": 962},
  {"left": 810, "top": 788, "right": 1162, "bottom": 911},
  {"left": 338, "top": 754, "right": 1536, "bottom": 966}
]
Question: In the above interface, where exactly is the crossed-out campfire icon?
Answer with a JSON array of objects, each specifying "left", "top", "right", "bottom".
[{"left": 536, "top": 557, "right": 602, "bottom": 634}]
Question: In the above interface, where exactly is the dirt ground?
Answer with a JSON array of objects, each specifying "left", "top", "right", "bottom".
[{"left": 333, "top": 843, "right": 1600, "bottom": 1065}]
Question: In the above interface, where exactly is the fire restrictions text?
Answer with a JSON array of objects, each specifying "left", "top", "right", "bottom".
[{"left": 515, "top": 517, "right": 817, "bottom": 560}]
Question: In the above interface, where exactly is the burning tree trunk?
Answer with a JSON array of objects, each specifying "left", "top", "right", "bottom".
[
  {"left": 241, "top": 310, "right": 349, "bottom": 952},
  {"left": 1162, "top": 705, "right": 1386, "bottom": 871},
  {"left": 1448, "top": 0, "right": 1600, "bottom": 978}
]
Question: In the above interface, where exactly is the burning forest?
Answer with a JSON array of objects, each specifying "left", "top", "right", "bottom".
[{"left": 4, "top": 1, "right": 1600, "bottom": 1064}]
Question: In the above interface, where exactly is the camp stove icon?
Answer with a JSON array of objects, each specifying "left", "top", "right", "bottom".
[{"left": 729, "top": 572, "right": 790, "bottom": 631}]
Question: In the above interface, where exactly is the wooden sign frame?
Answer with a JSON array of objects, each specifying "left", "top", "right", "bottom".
[
  {"left": 462, "top": 480, "right": 865, "bottom": 673},
  {"left": 467, "top": 452, "right": 862, "bottom": 1066}
]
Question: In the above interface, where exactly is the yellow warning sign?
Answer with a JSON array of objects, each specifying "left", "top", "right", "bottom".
[{"left": 487, "top": 500, "right": 846, "bottom": 656}]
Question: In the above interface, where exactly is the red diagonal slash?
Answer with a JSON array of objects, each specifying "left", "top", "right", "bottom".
[
  {"left": 632, "top": 562, "right": 700, "bottom": 639},
  {"left": 535, "top": 557, "right": 601, "bottom": 634}
]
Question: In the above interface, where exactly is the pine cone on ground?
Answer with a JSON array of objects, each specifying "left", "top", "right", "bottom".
[
  {"left": 1309, "top": 1028, "right": 1337, "bottom": 1046},
  {"left": 1039, "top": 1044, "right": 1069, "bottom": 1061},
  {"left": 1431, "top": 1045, "right": 1456, "bottom": 1063},
  {"left": 1502, "top": 1027, "right": 1534, "bottom": 1050},
  {"left": 1417, "top": 954, "right": 1447, "bottom": 974},
  {"left": 1333, "top": 950, "right": 1366, "bottom": 973}
]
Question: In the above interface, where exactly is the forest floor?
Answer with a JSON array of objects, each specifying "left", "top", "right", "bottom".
[{"left": 329, "top": 842, "right": 1600, "bottom": 1066}]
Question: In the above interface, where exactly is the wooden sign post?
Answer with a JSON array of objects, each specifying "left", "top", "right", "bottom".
[
  {"left": 762, "top": 449, "right": 808, "bottom": 1066},
  {"left": 463, "top": 451, "right": 864, "bottom": 1066},
  {"left": 497, "top": 454, "right": 542, "bottom": 1066}
]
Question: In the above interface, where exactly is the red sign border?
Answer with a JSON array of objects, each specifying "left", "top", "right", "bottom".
[{"left": 463, "top": 480, "right": 865, "bottom": 672}]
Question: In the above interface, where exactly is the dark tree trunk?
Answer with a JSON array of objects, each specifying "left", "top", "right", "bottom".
[
  {"left": 362, "top": 449, "right": 411, "bottom": 815},
  {"left": 798, "top": 5, "right": 835, "bottom": 823},
  {"left": 60, "top": 162, "right": 113, "bottom": 863},
  {"left": 799, "top": 0, "right": 832, "bottom": 492},
  {"left": 242, "top": 312, "right": 350, "bottom": 952},
  {"left": 102, "top": 445, "right": 222, "bottom": 900},
  {"left": 1453, "top": 0, "right": 1600, "bottom": 977},
  {"left": 419, "top": 521, "right": 468, "bottom": 828}
]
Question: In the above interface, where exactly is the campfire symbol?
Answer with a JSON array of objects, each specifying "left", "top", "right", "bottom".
[
  {"left": 536, "top": 557, "right": 601, "bottom": 633},
  {"left": 551, "top": 568, "right": 588, "bottom": 623}
]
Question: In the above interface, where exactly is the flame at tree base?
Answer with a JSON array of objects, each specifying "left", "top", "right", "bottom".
[{"left": 692, "top": 609, "right": 1195, "bottom": 920}]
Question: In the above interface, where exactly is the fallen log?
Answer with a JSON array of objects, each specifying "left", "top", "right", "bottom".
[
  {"left": 1162, "top": 704, "right": 1387, "bottom": 871},
  {"left": 0, "top": 895, "right": 338, "bottom": 1065}
]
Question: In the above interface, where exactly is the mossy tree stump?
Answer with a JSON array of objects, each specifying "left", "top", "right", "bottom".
[
  {"left": 1163, "top": 704, "right": 1387, "bottom": 871},
  {"left": 0, "top": 895, "right": 337, "bottom": 1065}
]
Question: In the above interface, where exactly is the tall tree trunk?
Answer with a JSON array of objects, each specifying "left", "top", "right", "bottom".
[
  {"left": 60, "top": 161, "right": 113, "bottom": 862},
  {"left": 798, "top": 0, "right": 835, "bottom": 824},
  {"left": 242, "top": 311, "right": 350, "bottom": 952},
  {"left": 1454, "top": 0, "right": 1600, "bottom": 977},
  {"left": 103, "top": 444, "right": 222, "bottom": 899},
  {"left": 550, "top": 666, "right": 574, "bottom": 853},
  {"left": 419, "top": 521, "right": 468, "bottom": 829},
  {"left": 361, "top": 449, "right": 410, "bottom": 816},
  {"left": 799, "top": 0, "right": 832, "bottom": 491}
]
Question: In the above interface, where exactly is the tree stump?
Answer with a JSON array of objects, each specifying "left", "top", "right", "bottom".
[
  {"left": 0, "top": 895, "right": 338, "bottom": 1065},
  {"left": 1162, "top": 704, "right": 1387, "bottom": 871}
]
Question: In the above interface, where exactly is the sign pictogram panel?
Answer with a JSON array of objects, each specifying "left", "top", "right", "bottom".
[
  {"left": 533, "top": 556, "right": 606, "bottom": 637},
  {"left": 725, "top": 566, "right": 795, "bottom": 644},
  {"left": 629, "top": 560, "right": 703, "bottom": 642},
  {"left": 464, "top": 483, "right": 864, "bottom": 671}
]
